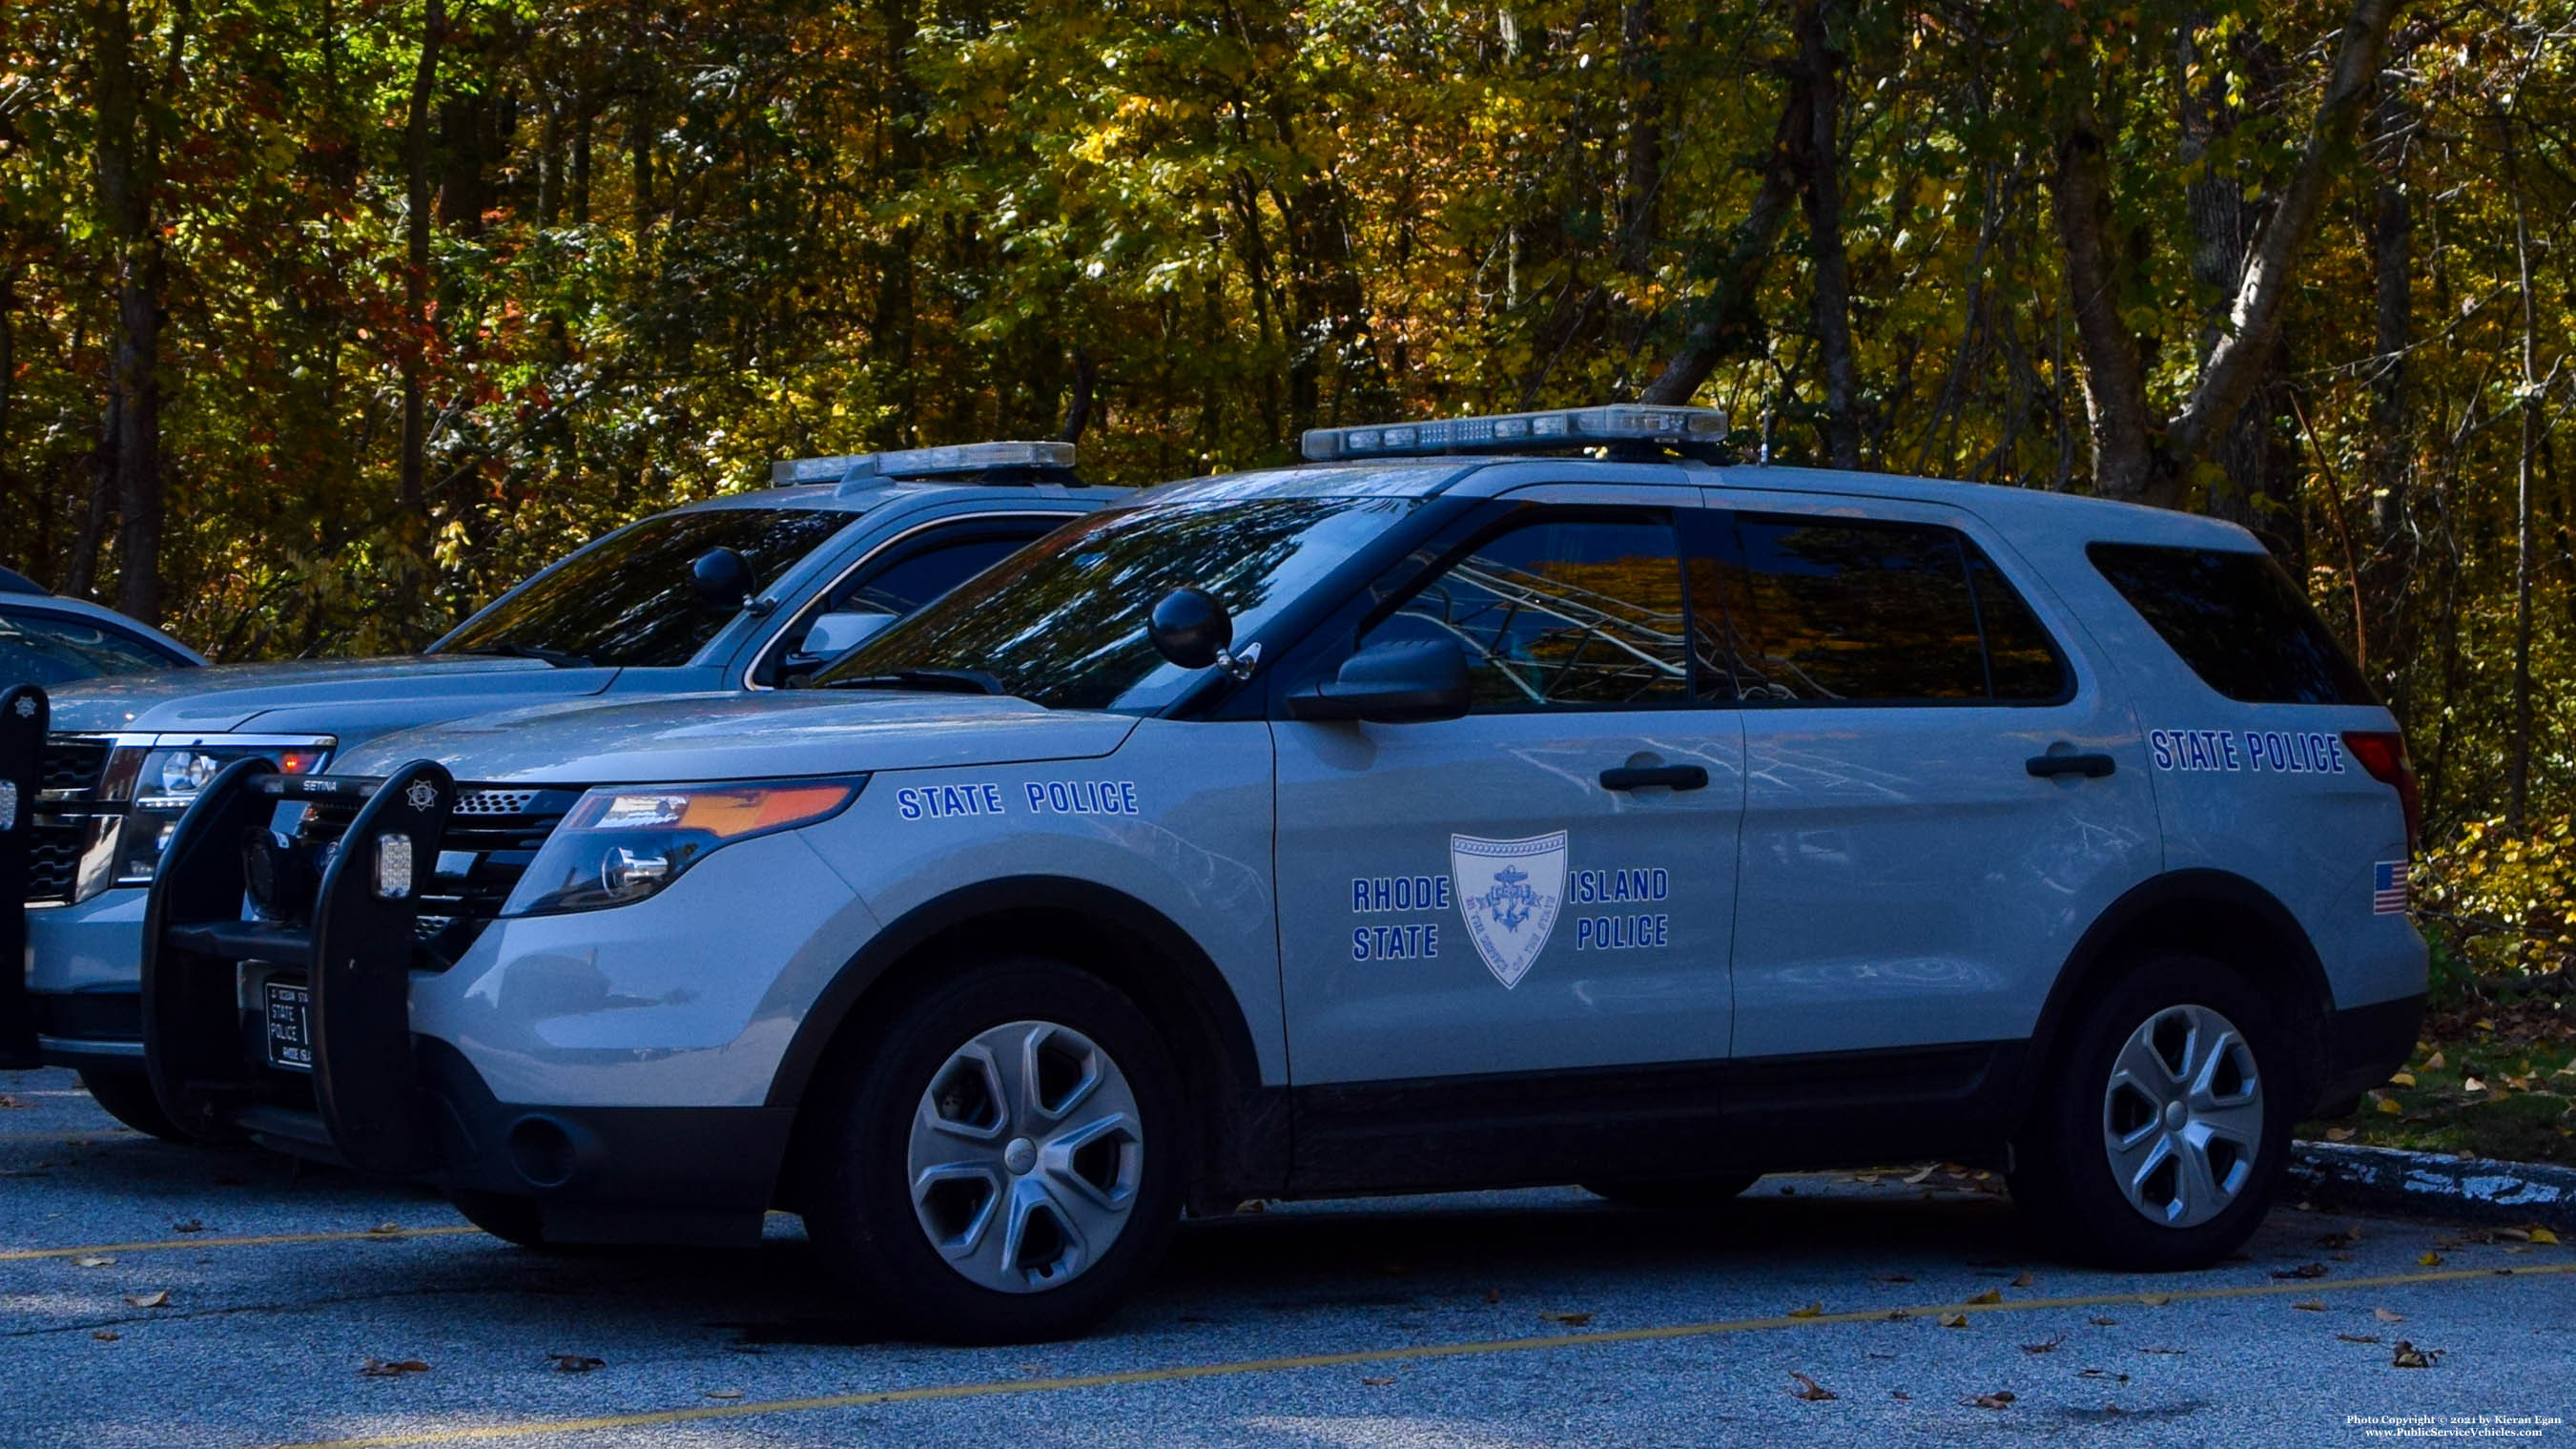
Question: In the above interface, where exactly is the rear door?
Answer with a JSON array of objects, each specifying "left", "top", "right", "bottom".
[{"left": 1692, "top": 489, "right": 2160, "bottom": 1061}]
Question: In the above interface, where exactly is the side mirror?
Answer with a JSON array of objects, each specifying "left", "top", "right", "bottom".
[
  {"left": 1288, "top": 638, "right": 1473, "bottom": 724},
  {"left": 1147, "top": 588, "right": 1234, "bottom": 671},
  {"left": 691, "top": 547, "right": 756, "bottom": 610}
]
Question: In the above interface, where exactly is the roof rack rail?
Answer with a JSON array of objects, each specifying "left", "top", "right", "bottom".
[
  {"left": 771, "top": 441, "right": 1081, "bottom": 490},
  {"left": 1301, "top": 404, "right": 1727, "bottom": 464}
]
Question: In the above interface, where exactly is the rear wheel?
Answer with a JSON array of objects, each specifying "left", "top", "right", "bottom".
[
  {"left": 2010, "top": 953, "right": 2292, "bottom": 1270},
  {"left": 1582, "top": 1172, "right": 1762, "bottom": 1209},
  {"left": 78, "top": 1068, "right": 193, "bottom": 1143},
  {"left": 803, "top": 958, "right": 1184, "bottom": 1344}
]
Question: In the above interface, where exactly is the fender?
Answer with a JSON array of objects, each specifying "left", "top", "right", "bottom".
[
  {"left": 2014, "top": 867, "right": 2334, "bottom": 1120},
  {"left": 764, "top": 875, "right": 1288, "bottom": 1200}
]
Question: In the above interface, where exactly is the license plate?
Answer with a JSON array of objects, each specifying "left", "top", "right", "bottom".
[{"left": 263, "top": 981, "right": 314, "bottom": 1071}]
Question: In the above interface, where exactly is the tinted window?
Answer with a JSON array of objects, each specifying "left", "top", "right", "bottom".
[
  {"left": 0, "top": 607, "right": 189, "bottom": 684},
  {"left": 1365, "top": 515, "right": 1690, "bottom": 710},
  {"left": 437, "top": 507, "right": 854, "bottom": 668},
  {"left": 832, "top": 529, "right": 1052, "bottom": 616},
  {"left": 818, "top": 496, "right": 1421, "bottom": 713},
  {"left": 2089, "top": 543, "right": 2373, "bottom": 705},
  {"left": 1693, "top": 514, "right": 2066, "bottom": 704}
]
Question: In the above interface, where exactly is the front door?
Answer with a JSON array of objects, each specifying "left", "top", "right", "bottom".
[{"left": 1273, "top": 500, "right": 1745, "bottom": 1098}]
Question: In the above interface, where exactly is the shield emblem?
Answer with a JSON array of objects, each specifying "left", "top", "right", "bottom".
[{"left": 1451, "top": 832, "right": 1569, "bottom": 989}]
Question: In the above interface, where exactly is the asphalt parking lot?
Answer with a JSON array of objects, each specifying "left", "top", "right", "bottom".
[{"left": 4, "top": 1065, "right": 2570, "bottom": 1448}]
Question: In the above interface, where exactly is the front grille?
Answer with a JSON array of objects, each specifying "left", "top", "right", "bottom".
[
  {"left": 290, "top": 784, "right": 576, "bottom": 963},
  {"left": 24, "top": 735, "right": 113, "bottom": 905}
]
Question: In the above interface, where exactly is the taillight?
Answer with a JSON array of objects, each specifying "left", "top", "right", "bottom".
[{"left": 2343, "top": 731, "right": 2421, "bottom": 852}]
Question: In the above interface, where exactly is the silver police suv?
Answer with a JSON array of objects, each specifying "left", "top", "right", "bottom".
[
  {"left": 125, "top": 406, "right": 2425, "bottom": 1343},
  {"left": 2, "top": 443, "right": 1114, "bottom": 1099}
]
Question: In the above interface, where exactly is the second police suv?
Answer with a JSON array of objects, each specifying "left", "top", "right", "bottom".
[
  {"left": 131, "top": 406, "right": 2424, "bottom": 1343},
  {"left": 0, "top": 443, "right": 1116, "bottom": 1103}
]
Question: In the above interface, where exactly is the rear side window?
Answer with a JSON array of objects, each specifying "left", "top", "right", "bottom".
[
  {"left": 1692, "top": 514, "right": 2068, "bottom": 704},
  {"left": 2088, "top": 544, "right": 2373, "bottom": 705}
]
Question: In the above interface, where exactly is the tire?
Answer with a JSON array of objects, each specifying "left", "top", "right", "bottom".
[
  {"left": 448, "top": 1190, "right": 549, "bottom": 1249},
  {"left": 1582, "top": 1172, "right": 1762, "bottom": 1209},
  {"left": 78, "top": 1068, "right": 195, "bottom": 1144},
  {"left": 802, "top": 958, "right": 1185, "bottom": 1345},
  {"left": 2009, "top": 953, "right": 2294, "bottom": 1271}
]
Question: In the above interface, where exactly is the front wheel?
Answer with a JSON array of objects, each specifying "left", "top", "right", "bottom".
[
  {"left": 79, "top": 1068, "right": 196, "bottom": 1144},
  {"left": 802, "top": 959, "right": 1185, "bottom": 1344},
  {"left": 2009, "top": 954, "right": 2293, "bottom": 1271}
]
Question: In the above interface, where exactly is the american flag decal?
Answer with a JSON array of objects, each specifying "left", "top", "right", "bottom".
[{"left": 2372, "top": 860, "right": 2411, "bottom": 915}]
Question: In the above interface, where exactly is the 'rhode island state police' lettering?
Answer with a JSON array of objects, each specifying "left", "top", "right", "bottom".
[
  {"left": 2149, "top": 728, "right": 2346, "bottom": 776},
  {"left": 895, "top": 782, "right": 1008, "bottom": 820},
  {"left": 1024, "top": 779, "right": 1142, "bottom": 816},
  {"left": 1351, "top": 922, "right": 1441, "bottom": 961}
]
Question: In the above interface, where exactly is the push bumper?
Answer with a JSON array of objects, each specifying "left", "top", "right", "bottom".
[
  {"left": 141, "top": 760, "right": 782, "bottom": 1245},
  {"left": 2, "top": 684, "right": 46, "bottom": 1068}
]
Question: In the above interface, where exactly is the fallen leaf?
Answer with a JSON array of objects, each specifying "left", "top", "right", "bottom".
[
  {"left": 1966, "top": 1288, "right": 2004, "bottom": 1305},
  {"left": 546, "top": 1354, "right": 604, "bottom": 1374},
  {"left": 2076, "top": 1368, "right": 2130, "bottom": 1383},
  {"left": 2138, "top": 1294, "right": 2172, "bottom": 1307},
  {"left": 2338, "top": 1334, "right": 2381, "bottom": 1344},
  {"left": 171, "top": 1219, "right": 203, "bottom": 1233},
  {"left": 1786, "top": 1302, "right": 1824, "bottom": 1319},
  {"left": 123, "top": 1291, "right": 169, "bottom": 1309},
  {"left": 2088, "top": 1315, "right": 2118, "bottom": 1327},
  {"left": 2139, "top": 1346, "right": 2186, "bottom": 1356},
  {"left": 2390, "top": 1340, "right": 2442, "bottom": 1369},
  {"left": 2420, "top": 1252, "right": 2443, "bottom": 1267},
  {"left": 1539, "top": 1311, "right": 1594, "bottom": 1326},
  {"left": 1939, "top": 1313, "right": 1970, "bottom": 1329},
  {"left": 1903, "top": 1165, "right": 1938, "bottom": 1185},
  {"left": 2495, "top": 1228, "right": 2532, "bottom": 1242},
  {"left": 367, "top": 1223, "right": 404, "bottom": 1235},
  {"left": 72, "top": 1255, "right": 113, "bottom": 1269},
  {"left": 703, "top": 1389, "right": 744, "bottom": 1400},
  {"left": 2272, "top": 1262, "right": 2329, "bottom": 1279},
  {"left": 2021, "top": 1334, "right": 2066, "bottom": 1355},
  {"left": 2463, "top": 1076, "right": 2487, "bottom": 1093},
  {"left": 2011, "top": 1271, "right": 2036, "bottom": 1288},
  {"left": 1482, "top": 1289, "right": 1501, "bottom": 1304},
  {"left": 2376, "top": 1097, "right": 2405, "bottom": 1116},
  {"left": 1873, "top": 1273, "right": 1914, "bottom": 1284},
  {"left": 2324, "top": 1225, "right": 2364, "bottom": 1247},
  {"left": 2326, "top": 1127, "right": 2355, "bottom": 1142},
  {"left": 1964, "top": 1391, "right": 2017, "bottom": 1410},
  {"left": 356, "top": 1358, "right": 430, "bottom": 1377},
  {"left": 1889, "top": 1390, "right": 1911, "bottom": 1400},
  {"left": 2293, "top": 1301, "right": 2327, "bottom": 1312},
  {"left": 1361, "top": 1376, "right": 1394, "bottom": 1387},
  {"left": 91, "top": 1330, "right": 118, "bottom": 1343},
  {"left": 2422, "top": 1050, "right": 2446, "bottom": 1070},
  {"left": 1788, "top": 1371, "right": 1837, "bottom": 1402},
  {"left": 2388, "top": 1071, "right": 2418, "bottom": 1087},
  {"left": 2529, "top": 1228, "right": 2561, "bottom": 1246},
  {"left": 2375, "top": 1307, "right": 2406, "bottom": 1323}
]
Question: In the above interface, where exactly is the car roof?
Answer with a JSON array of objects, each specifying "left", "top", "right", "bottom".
[
  {"left": 1140, "top": 456, "right": 2259, "bottom": 552},
  {"left": 0, "top": 591, "right": 210, "bottom": 665},
  {"left": 0, "top": 565, "right": 43, "bottom": 595}
]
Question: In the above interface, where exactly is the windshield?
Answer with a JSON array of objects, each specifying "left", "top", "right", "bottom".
[
  {"left": 1, "top": 607, "right": 189, "bottom": 684},
  {"left": 436, "top": 507, "right": 855, "bottom": 668},
  {"left": 815, "top": 494, "right": 1423, "bottom": 712}
]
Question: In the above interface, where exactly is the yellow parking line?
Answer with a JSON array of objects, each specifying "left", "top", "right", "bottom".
[
  {"left": 0, "top": 1128, "right": 141, "bottom": 1143},
  {"left": 0, "top": 1225, "right": 481, "bottom": 1262},
  {"left": 254, "top": 1258, "right": 2576, "bottom": 1449}
]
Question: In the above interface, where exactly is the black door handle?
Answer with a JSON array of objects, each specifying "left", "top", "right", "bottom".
[
  {"left": 2027, "top": 753, "right": 2116, "bottom": 779},
  {"left": 1599, "top": 764, "right": 1710, "bottom": 792}
]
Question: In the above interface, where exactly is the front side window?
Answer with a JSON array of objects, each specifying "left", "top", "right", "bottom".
[
  {"left": 1363, "top": 513, "right": 1691, "bottom": 710},
  {"left": 1696, "top": 514, "right": 2067, "bottom": 704},
  {"left": 0, "top": 608, "right": 187, "bottom": 684},
  {"left": 437, "top": 507, "right": 855, "bottom": 669},
  {"left": 817, "top": 495, "right": 1423, "bottom": 713},
  {"left": 2088, "top": 543, "right": 2373, "bottom": 705}
]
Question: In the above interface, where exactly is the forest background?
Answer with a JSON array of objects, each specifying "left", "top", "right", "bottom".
[{"left": 1, "top": 0, "right": 2571, "bottom": 1129}]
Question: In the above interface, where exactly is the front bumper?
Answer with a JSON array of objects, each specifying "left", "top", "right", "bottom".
[
  {"left": 140, "top": 761, "right": 793, "bottom": 1246},
  {"left": 23, "top": 883, "right": 152, "bottom": 1066}
]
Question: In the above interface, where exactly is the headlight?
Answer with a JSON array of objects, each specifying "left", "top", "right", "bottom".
[
  {"left": 503, "top": 777, "right": 864, "bottom": 917},
  {"left": 87, "top": 737, "right": 333, "bottom": 893}
]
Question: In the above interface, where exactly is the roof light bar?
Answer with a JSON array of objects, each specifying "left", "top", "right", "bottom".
[
  {"left": 1300, "top": 404, "right": 1727, "bottom": 463},
  {"left": 771, "top": 441, "right": 1078, "bottom": 486}
]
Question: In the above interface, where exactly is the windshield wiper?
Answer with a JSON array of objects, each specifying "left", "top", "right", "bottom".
[
  {"left": 446, "top": 642, "right": 595, "bottom": 669},
  {"left": 820, "top": 668, "right": 1010, "bottom": 696}
]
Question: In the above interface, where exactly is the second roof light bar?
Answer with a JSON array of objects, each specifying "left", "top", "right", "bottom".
[
  {"left": 771, "top": 441, "right": 1082, "bottom": 490},
  {"left": 1301, "top": 404, "right": 1727, "bottom": 464}
]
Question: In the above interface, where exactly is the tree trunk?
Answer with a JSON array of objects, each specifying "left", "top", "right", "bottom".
[
  {"left": 1788, "top": 0, "right": 1860, "bottom": 468},
  {"left": 2360, "top": 85, "right": 2415, "bottom": 693},
  {"left": 1057, "top": 347, "right": 1098, "bottom": 444},
  {"left": 399, "top": 0, "right": 442, "bottom": 528},
  {"left": 1638, "top": 69, "right": 1807, "bottom": 406},
  {"left": 1617, "top": 0, "right": 1663, "bottom": 279},
  {"left": 2508, "top": 141, "right": 2537, "bottom": 833},
  {"left": 93, "top": 0, "right": 165, "bottom": 624}
]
